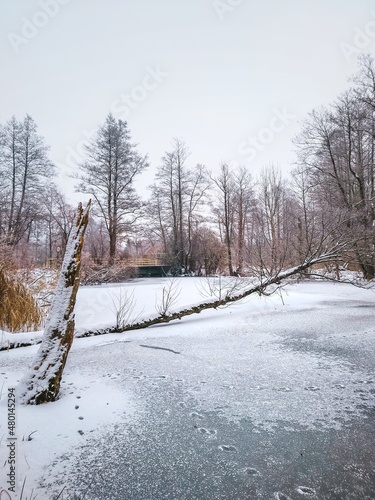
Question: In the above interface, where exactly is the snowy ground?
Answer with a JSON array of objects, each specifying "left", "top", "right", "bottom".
[{"left": 1, "top": 278, "right": 375, "bottom": 499}]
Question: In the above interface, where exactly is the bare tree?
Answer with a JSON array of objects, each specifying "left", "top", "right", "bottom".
[
  {"left": 212, "top": 164, "right": 254, "bottom": 276},
  {"left": 147, "top": 139, "right": 210, "bottom": 272},
  {"left": 109, "top": 287, "right": 142, "bottom": 329},
  {"left": 155, "top": 279, "right": 181, "bottom": 316},
  {"left": 84, "top": 218, "right": 110, "bottom": 265},
  {"left": 76, "top": 113, "right": 148, "bottom": 265},
  {"left": 42, "top": 185, "right": 75, "bottom": 264},
  {"left": 253, "top": 166, "right": 298, "bottom": 275},
  {"left": 294, "top": 78, "right": 375, "bottom": 278},
  {"left": 0, "top": 115, "right": 55, "bottom": 247},
  {"left": 233, "top": 166, "right": 254, "bottom": 275},
  {"left": 212, "top": 163, "right": 235, "bottom": 275},
  {"left": 146, "top": 184, "right": 171, "bottom": 255},
  {"left": 190, "top": 226, "right": 226, "bottom": 275}
]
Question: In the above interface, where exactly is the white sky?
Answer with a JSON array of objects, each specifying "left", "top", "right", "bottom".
[{"left": 1, "top": 0, "right": 375, "bottom": 202}]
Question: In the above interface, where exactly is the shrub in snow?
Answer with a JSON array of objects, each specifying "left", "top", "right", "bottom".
[{"left": 0, "top": 266, "right": 42, "bottom": 333}]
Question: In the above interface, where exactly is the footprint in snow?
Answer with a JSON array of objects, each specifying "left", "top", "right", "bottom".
[
  {"left": 218, "top": 445, "right": 237, "bottom": 453},
  {"left": 197, "top": 427, "right": 217, "bottom": 437},
  {"left": 190, "top": 412, "right": 204, "bottom": 419},
  {"left": 242, "top": 467, "right": 260, "bottom": 477},
  {"left": 296, "top": 486, "right": 316, "bottom": 495}
]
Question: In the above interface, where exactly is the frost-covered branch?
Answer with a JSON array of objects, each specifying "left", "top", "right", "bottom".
[
  {"left": 109, "top": 288, "right": 143, "bottom": 329},
  {"left": 80, "top": 251, "right": 342, "bottom": 337},
  {"left": 155, "top": 279, "right": 181, "bottom": 316}
]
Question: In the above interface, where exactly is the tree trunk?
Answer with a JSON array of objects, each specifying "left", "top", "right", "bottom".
[
  {"left": 109, "top": 227, "right": 116, "bottom": 266},
  {"left": 237, "top": 198, "right": 244, "bottom": 275},
  {"left": 20, "top": 201, "right": 90, "bottom": 404}
]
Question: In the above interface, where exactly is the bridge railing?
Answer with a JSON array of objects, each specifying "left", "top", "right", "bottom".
[{"left": 124, "top": 255, "right": 170, "bottom": 267}]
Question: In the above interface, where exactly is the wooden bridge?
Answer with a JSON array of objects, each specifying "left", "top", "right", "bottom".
[{"left": 125, "top": 255, "right": 173, "bottom": 277}]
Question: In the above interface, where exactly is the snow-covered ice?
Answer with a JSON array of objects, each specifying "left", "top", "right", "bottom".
[{"left": 1, "top": 278, "right": 375, "bottom": 499}]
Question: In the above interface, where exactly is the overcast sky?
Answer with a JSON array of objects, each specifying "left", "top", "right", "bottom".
[{"left": 2, "top": 0, "right": 375, "bottom": 201}]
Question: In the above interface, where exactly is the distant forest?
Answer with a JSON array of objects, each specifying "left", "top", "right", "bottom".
[{"left": 1, "top": 55, "right": 375, "bottom": 280}]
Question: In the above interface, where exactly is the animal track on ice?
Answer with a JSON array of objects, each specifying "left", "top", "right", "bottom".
[
  {"left": 190, "top": 412, "right": 204, "bottom": 419},
  {"left": 242, "top": 467, "right": 260, "bottom": 477},
  {"left": 296, "top": 486, "right": 316, "bottom": 495},
  {"left": 218, "top": 445, "right": 238, "bottom": 453},
  {"left": 196, "top": 427, "right": 217, "bottom": 437},
  {"left": 221, "top": 384, "right": 234, "bottom": 390}
]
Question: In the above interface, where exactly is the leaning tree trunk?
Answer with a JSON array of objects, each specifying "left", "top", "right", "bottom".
[{"left": 20, "top": 201, "right": 90, "bottom": 404}]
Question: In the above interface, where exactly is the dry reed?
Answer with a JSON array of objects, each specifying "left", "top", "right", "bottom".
[{"left": 0, "top": 267, "right": 42, "bottom": 332}]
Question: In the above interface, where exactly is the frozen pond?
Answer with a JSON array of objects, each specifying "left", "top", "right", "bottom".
[{"left": 34, "top": 280, "right": 375, "bottom": 499}]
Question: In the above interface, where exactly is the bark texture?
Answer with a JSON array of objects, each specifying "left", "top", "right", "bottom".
[{"left": 20, "top": 201, "right": 90, "bottom": 404}]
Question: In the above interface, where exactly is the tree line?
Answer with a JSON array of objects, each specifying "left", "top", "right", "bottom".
[{"left": 1, "top": 55, "right": 375, "bottom": 279}]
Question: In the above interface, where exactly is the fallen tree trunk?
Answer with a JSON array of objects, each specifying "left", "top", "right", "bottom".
[
  {"left": 79, "top": 250, "right": 342, "bottom": 338},
  {"left": 19, "top": 201, "right": 90, "bottom": 404},
  {"left": 1, "top": 249, "right": 345, "bottom": 352}
]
